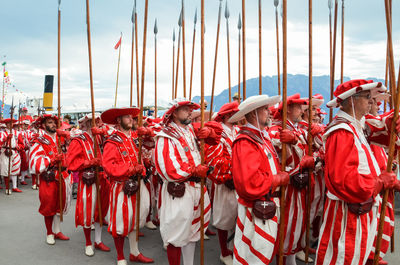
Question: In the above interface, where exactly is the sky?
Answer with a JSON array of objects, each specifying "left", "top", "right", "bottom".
[{"left": 1, "top": 0, "right": 399, "bottom": 113}]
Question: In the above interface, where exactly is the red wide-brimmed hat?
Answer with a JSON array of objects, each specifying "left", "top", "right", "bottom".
[
  {"left": 36, "top": 114, "right": 59, "bottom": 125},
  {"left": 326, "top": 79, "right": 387, "bottom": 108},
  {"left": 1, "top": 118, "right": 18, "bottom": 124},
  {"left": 274, "top": 93, "right": 308, "bottom": 119},
  {"left": 162, "top": 98, "right": 200, "bottom": 124},
  {"left": 101, "top": 107, "right": 140, "bottom": 125},
  {"left": 214, "top": 101, "right": 239, "bottom": 122}
]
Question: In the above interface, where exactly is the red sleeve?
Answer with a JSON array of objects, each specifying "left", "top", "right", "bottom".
[
  {"left": 66, "top": 139, "right": 86, "bottom": 171},
  {"left": 325, "top": 129, "right": 376, "bottom": 203},
  {"left": 205, "top": 143, "right": 231, "bottom": 184},
  {"left": 102, "top": 142, "right": 131, "bottom": 182},
  {"left": 232, "top": 138, "right": 273, "bottom": 202}
]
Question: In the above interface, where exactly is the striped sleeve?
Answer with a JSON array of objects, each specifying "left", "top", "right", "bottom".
[
  {"left": 154, "top": 136, "right": 192, "bottom": 182},
  {"left": 29, "top": 142, "right": 51, "bottom": 175},
  {"left": 205, "top": 142, "right": 231, "bottom": 183}
]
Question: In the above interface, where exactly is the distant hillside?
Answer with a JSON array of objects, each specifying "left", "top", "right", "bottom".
[{"left": 192, "top": 74, "right": 385, "bottom": 114}]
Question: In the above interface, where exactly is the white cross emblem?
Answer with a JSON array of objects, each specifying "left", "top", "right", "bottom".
[
  {"left": 174, "top": 182, "right": 180, "bottom": 187},
  {"left": 261, "top": 201, "right": 269, "bottom": 208},
  {"left": 299, "top": 174, "right": 304, "bottom": 180},
  {"left": 129, "top": 182, "right": 134, "bottom": 188}
]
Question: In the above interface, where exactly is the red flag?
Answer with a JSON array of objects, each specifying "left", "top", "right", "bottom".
[{"left": 114, "top": 36, "right": 122, "bottom": 49}]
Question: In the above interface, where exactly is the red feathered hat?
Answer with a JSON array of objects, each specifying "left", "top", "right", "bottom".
[
  {"left": 101, "top": 107, "right": 140, "bottom": 125},
  {"left": 1, "top": 118, "right": 18, "bottom": 124},
  {"left": 163, "top": 98, "right": 200, "bottom": 124},
  {"left": 214, "top": 101, "right": 239, "bottom": 122},
  {"left": 37, "top": 114, "right": 59, "bottom": 125}
]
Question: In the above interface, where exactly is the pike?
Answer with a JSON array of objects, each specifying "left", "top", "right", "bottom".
[
  {"left": 130, "top": 5, "right": 135, "bottom": 107},
  {"left": 373, "top": 0, "right": 398, "bottom": 263},
  {"left": 17, "top": 101, "right": 21, "bottom": 131},
  {"left": 134, "top": 1, "right": 140, "bottom": 106},
  {"left": 258, "top": 0, "right": 262, "bottom": 95},
  {"left": 6, "top": 98, "right": 15, "bottom": 195},
  {"left": 174, "top": 11, "right": 182, "bottom": 99},
  {"left": 224, "top": 2, "right": 231, "bottom": 102},
  {"left": 136, "top": 0, "right": 149, "bottom": 241},
  {"left": 189, "top": 9, "right": 197, "bottom": 101},
  {"left": 209, "top": 0, "right": 223, "bottom": 121},
  {"left": 237, "top": 15, "right": 242, "bottom": 103},
  {"left": 114, "top": 32, "right": 122, "bottom": 107},
  {"left": 84, "top": 0, "right": 103, "bottom": 227},
  {"left": 329, "top": 0, "right": 338, "bottom": 123},
  {"left": 305, "top": 0, "right": 313, "bottom": 262},
  {"left": 154, "top": 19, "right": 158, "bottom": 117},
  {"left": 340, "top": 0, "right": 344, "bottom": 83},
  {"left": 200, "top": 1, "right": 205, "bottom": 263},
  {"left": 181, "top": 0, "right": 187, "bottom": 98},
  {"left": 241, "top": 0, "right": 246, "bottom": 100},
  {"left": 278, "top": 0, "right": 288, "bottom": 264},
  {"left": 274, "top": 0, "right": 281, "bottom": 95},
  {"left": 57, "top": 0, "right": 64, "bottom": 221},
  {"left": 172, "top": 29, "right": 176, "bottom": 100}
]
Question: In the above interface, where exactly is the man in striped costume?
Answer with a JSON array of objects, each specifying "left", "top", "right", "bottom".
[
  {"left": 29, "top": 114, "right": 71, "bottom": 245},
  {"left": 230, "top": 95, "right": 290, "bottom": 265},
  {"left": 316, "top": 79, "right": 397, "bottom": 265},
  {"left": 101, "top": 107, "right": 153, "bottom": 265},
  {"left": 154, "top": 98, "right": 220, "bottom": 265},
  {"left": 205, "top": 101, "right": 240, "bottom": 265},
  {"left": 66, "top": 113, "right": 111, "bottom": 257}
]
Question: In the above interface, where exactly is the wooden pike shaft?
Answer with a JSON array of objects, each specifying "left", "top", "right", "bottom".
[
  {"left": 172, "top": 35, "right": 176, "bottom": 100},
  {"left": 209, "top": 0, "right": 223, "bottom": 121},
  {"left": 305, "top": 0, "right": 313, "bottom": 262},
  {"left": 114, "top": 37, "right": 122, "bottom": 107},
  {"left": 340, "top": 0, "right": 344, "bottom": 84},
  {"left": 130, "top": 19, "right": 135, "bottom": 107},
  {"left": 278, "top": 0, "right": 288, "bottom": 264},
  {"left": 85, "top": 0, "right": 103, "bottom": 227},
  {"left": 275, "top": 8, "right": 281, "bottom": 96},
  {"left": 174, "top": 26, "right": 182, "bottom": 99},
  {"left": 135, "top": 13, "right": 140, "bottom": 106},
  {"left": 154, "top": 34, "right": 157, "bottom": 117},
  {"left": 374, "top": 0, "right": 398, "bottom": 263},
  {"left": 200, "top": 0, "right": 205, "bottom": 263},
  {"left": 189, "top": 24, "right": 196, "bottom": 100},
  {"left": 57, "top": 8, "right": 64, "bottom": 222},
  {"left": 384, "top": 44, "right": 389, "bottom": 112},
  {"left": 182, "top": 1, "right": 187, "bottom": 98},
  {"left": 328, "top": 7, "right": 333, "bottom": 121},
  {"left": 242, "top": 0, "right": 246, "bottom": 100},
  {"left": 238, "top": 24, "right": 241, "bottom": 103},
  {"left": 136, "top": 0, "right": 149, "bottom": 242},
  {"left": 258, "top": 0, "right": 262, "bottom": 95},
  {"left": 329, "top": 0, "right": 338, "bottom": 123},
  {"left": 226, "top": 18, "right": 232, "bottom": 102}
]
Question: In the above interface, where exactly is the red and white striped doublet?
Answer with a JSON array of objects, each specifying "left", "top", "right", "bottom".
[
  {"left": 0, "top": 129, "right": 23, "bottom": 176},
  {"left": 154, "top": 122, "right": 211, "bottom": 247},
  {"left": 102, "top": 130, "right": 150, "bottom": 238},
  {"left": 268, "top": 120, "right": 308, "bottom": 255},
  {"left": 232, "top": 125, "right": 281, "bottom": 265},
  {"left": 316, "top": 110, "right": 381, "bottom": 265},
  {"left": 205, "top": 123, "right": 238, "bottom": 230}
]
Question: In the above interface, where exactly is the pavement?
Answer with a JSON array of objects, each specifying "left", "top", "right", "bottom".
[{"left": 1, "top": 179, "right": 399, "bottom": 265}]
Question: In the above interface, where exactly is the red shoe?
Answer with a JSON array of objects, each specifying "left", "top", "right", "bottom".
[
  {"left": 26, "top": 175, "right": 31, "bottom": 179},
  {"left": 129, "top": 253, "right": 154, "bottom": 263},
  {"left": 139, "top": 232, "right": 145, "bottom": 237},
  {"left": 152, "top": 219, "right": 160, "bottom": 227},
  {"left": 94, "top": 242, "right": 111, "bottom": 252},
  {"left": 379, "top": 260, "right": 389, "bottom": 265},
  {"left": 205, "top": 228, "right": 216, "bottom": 236},
  {"left": 12, "top": 188, "right": 22, "bottom": 193},
  {"left": 20, "top": 181, "right": 28, "bottom": 185},
  {"left": 55, "top": 232, "right": 70, "bottom": 240}
]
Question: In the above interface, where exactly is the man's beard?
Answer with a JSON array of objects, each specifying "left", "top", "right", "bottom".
[
  {"left": 45, "top": 125, "right": 56, "bottom": 133},
  {"left": 120, "top": 121, "right": 132, "bottom": 130},
  {"left": 180, "top": 118, "right": 192, "bottom": 125}
]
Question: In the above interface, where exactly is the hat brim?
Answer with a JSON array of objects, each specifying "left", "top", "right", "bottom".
[
  {"left": 101, "top": 108, "right": 140, "bottom": 125},
  {"left": 229, "top": 95, "right": 281, "bottom": 123},
  {"left": 162, "top": 101, "right": 200, "bottom": 124}
]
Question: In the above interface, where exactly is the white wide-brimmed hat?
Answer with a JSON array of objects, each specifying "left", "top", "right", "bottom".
[
  {"left": 78, "top": 112, "right": 102, "bottom": 124},
  {"left": 228, "top": 95, "right": 281, "bottom": 123}
]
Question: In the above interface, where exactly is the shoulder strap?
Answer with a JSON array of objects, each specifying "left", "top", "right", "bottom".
[
  {"left": 237, "top": 129, "right": 264, "bottom": 145},
  {"left": 37, "top": 136, "right": 50, "bottom": 145},
  {"left": 108, "top": 133, "right": 123, "bottom": 144},
  {"left": 162, "top": 126, "right": 181, "bottom": 140}
]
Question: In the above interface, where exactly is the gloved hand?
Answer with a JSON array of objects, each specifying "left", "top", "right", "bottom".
[
  {"left": 83, "top": 158, "right": 101, "bottom": 168},
  {"left": 192, "top": 165, "right": 209, "bottom": 178},
  {"left": 129, "top": 164, "right": 145, "bottom": 176},
  {"left": 310, "top": 124, "right": 323, "bottom": 136},
  {"left": 143, "top": 158, "right": 152, "bottom": 168},
  {"left": 137, "top": 127, "right": 155, "bottom": 137},
  {"left": 91, "top": 127, "right": 108, "bottom": 136},
  {"left": 56, "top": 129, "right": 70, "bottom": 140},
  {"left": 51, "top": 153, "right": 64, "bottom": 165},
  {"left": 197, "top": 127, "right": 215, "bottom": 140},
  {"left": 279, "top": 129, "right": 298, "bottom": 144},
  {"left": 300, "top": 155, "right": 315, "bottom": 170},
  {"left": 374, "top": 171, "right": 397, "bottom": 196},
  {"left": 272, "top": 171, "right": 290, "bottom": 189}
]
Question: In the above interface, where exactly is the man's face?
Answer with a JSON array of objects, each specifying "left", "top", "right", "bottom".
[
  {"left": 288, "top": 104, "right": 304, "bottom": 123},
  {"left": 369, "top": 98, "right": 379, "bottom": 116},
  {"left": 256, "top": 105, "right": 271, "bottom": 128},
  {"left": 44, "top": 118, "right": 57, "bottom": 133},
  {"left": 303, "top": 106, "right": 317, "bottom": 121},
  {"left": 353, "top": 91, "right": 373, "bottom": 117},
  {"left": 132, "top": 117, "right": 138, "bottom": 130},
  {"left": 23, "top": 124, "right": 29, "bottom": 130},
  {"left": 95, "top": 118, "right": 103, "bottom": 127},
  {"left": 23, "top": 110, "right": 28, "bottom": 115},
  {"left": 173, "top": 106, "right": 193, "bottom": 125},
  {"left": 118, "top": 115, "right": 133, "bottom": 130}
]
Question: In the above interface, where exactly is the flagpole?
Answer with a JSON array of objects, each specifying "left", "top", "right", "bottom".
[
  {"left": 154, "top": 19, "right": 158, "bottom": 117},
  {"left": 274, "top": 0, "right": 281, "bottom": 95},
  {"left": 278, "top": 0, "right": 288, "bottom": 264},
  {"left": 258, "top": 0, "right": 262, "bottom": 95},
  {"left": 130, "top": 7, "right": 135, "bottom": 107},
  {"left": 84, "top": 0, "right": 103, "bottom": 228},
  {"left": 57, "top": 1, "right": 64, "bottom": 222},
  {"left": 209, "top": 0, "right": 223, "bottom": 121},
  {"left": 174, "top": 12, "right": 182, "bottom": 99},
  {"left": 189, "top": 9, "right": 197, "bottom": 101},
  {"left": 200, "top": 1, "right": 205, "bottom": 263},
  {"left": 136, "top": 0, "right": 149, "bottom": 242},
  {"left": 114, "top": 33, "right": 122, "bottom": 107},
  {"left": 172, "top": 29, "right": 176, "bottom": 100},
  {"left": 181, "top": 0, "right": 187, "bottom": 98},
  {"left": 340, "top": 0, "right": 344, "bottom": 84},
  {"left": 329, "top": 0, "right": 338, "bottom": 123},
  {"left": 241, "top": 0, "right": 246, "bottom": 100},
  {"left": 135, "top": 5, "right": 140, "bottom": 106},
  {"left": 225, "top": 2, "right": 231, "bottom": 102},
  {"left": 237, "top": 15, "right": 242, "bottom": 103}
]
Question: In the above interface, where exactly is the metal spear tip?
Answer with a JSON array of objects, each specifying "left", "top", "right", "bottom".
[
  {"left": 173, "top": 28, "right": 176, "bottom": 41},
  {"left": 237, "top": 14, "right": 242, "bottom": 29},
  {"left": 274, "top": 0, "right": 279, "bottom": 7},
  {"left": 154, "top": 19, "right": 158, "bottom": 34},
  {"left": 178, "top": 10, "right": 182, "bottom": 27},
  {"left": 224, "top": 1, "right": 230, "bottom": 19},
  {"left": 328, "top": 0, "right": 332, "bottom": 9},
  {"left": 194, "top": 8, "right": 197, "bottom": 24},
  {"left": 131, "top": 6, "right": 135, "bottom": 23}
]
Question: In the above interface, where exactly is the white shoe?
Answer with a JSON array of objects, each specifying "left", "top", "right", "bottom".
[
  {"left": 296, "top": 251, "right": 313, "bottom": 263},
  {"left": 91, "top": 224, "right": 95, "bottom": 230},
  {"left": 220, "top": 254, "right": 233, "bottom": 265},
  {"left": 85, "top": 245, "right": 95, "bottom": 256},
  {"left": 5, "top": 189, "right": 11, "bottom": 195},
  {"left": 117, "top": 260, "right": 127, "bottom": 265},
  {"left": 46, "top": 234, "right": 55, "bottom": 245},
  {"left": 32, "top": 184, "right": 37, "bottom": 190},
  {"left": 145, "top": 221, "right": 157, "bottom": 230},
  {"left": 204, "top": 234, "right": 209, "bottom": 240}
]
